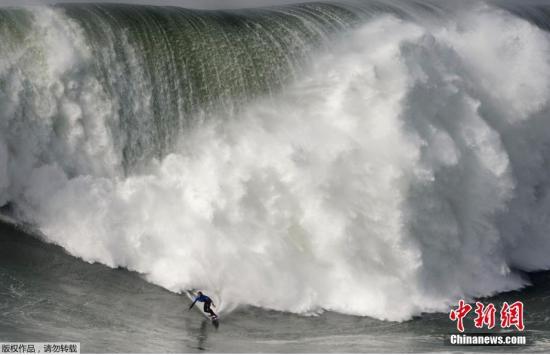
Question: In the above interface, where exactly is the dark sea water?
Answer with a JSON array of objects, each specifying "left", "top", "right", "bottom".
[{"left": 1, "top": 222, "right": 549, "bottom": 353}]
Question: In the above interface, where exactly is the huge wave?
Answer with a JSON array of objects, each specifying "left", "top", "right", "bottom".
[{"left": 1, "top": 0, "right": 550, "bottom": 320}]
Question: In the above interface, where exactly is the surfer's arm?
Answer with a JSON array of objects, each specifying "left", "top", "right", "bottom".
[{"left": 188, "top": 299, "right": 197, "bottom": 310}]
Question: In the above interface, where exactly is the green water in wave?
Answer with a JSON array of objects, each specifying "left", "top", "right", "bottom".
[{"left": 57, "top": 3, "right": 364, "bottom": 169}]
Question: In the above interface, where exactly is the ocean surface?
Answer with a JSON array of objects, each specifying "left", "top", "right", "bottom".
[
  {"left": 1, "top": 0, "right": 550, "bottom": 352},
  {"left": 1, "top": 222, "right": 550, "bottom": 353}
]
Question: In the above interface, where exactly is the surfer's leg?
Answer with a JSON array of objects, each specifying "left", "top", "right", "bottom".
[{"left": 205, "top": 303, "right": 217, "bottom": 318}]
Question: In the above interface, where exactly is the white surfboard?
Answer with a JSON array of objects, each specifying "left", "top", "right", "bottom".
[{"left": 186, "top": 290, "right": 219, "bottom": 321}]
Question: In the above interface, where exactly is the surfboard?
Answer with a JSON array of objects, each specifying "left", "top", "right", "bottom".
[{"left": 185, "top": 290, "right": 219, "bottom": 321}]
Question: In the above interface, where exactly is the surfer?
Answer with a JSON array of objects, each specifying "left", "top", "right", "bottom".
[{"left": 189, "top": 291, "right": 218, "bottom": 319}]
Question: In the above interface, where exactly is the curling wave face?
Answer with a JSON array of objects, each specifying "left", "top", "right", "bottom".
[{"left": 0, "top": 1, "right": 550, "bottom": 320}]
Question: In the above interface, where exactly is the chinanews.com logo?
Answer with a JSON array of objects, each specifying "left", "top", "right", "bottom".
[{"left": 447, "top": 300, "right": 527, "bottom": 346}]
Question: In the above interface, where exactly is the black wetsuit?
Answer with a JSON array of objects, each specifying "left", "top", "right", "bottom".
[{"left": 190, "top": 294, "right": 217, "bottom": 318}]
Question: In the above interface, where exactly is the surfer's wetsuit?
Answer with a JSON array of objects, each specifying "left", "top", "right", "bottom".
[{"left": 190, "top": 294, "right": 217, "bottom": 318}]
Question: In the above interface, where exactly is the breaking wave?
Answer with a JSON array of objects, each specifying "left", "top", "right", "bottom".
[{"left": 1, "top": 0, "right": 550, "bottom": 320}]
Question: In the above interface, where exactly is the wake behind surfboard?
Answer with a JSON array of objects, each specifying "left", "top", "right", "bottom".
[{"left": 186, "top": 290, "right": 219, "bottom": 322}]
